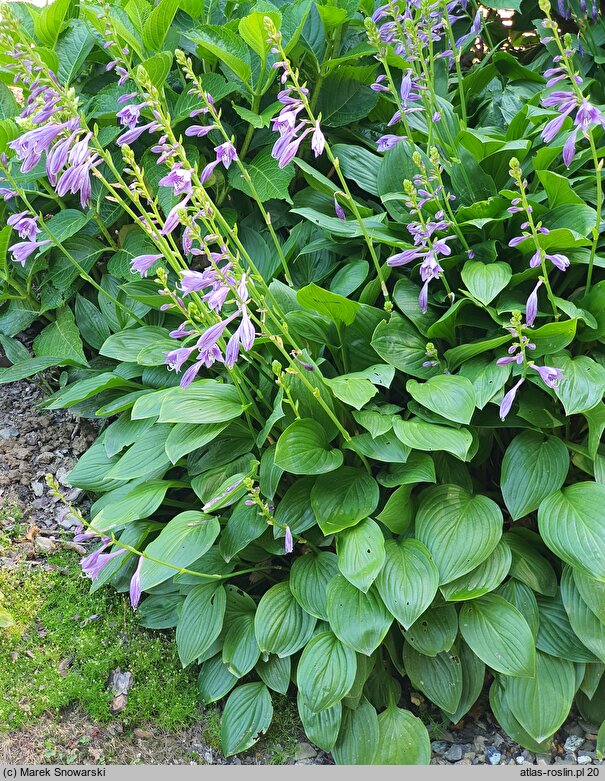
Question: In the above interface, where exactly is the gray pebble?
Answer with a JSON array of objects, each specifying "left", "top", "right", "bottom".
[
  {"left": 0, "top": 426, "right": 19, "bottom": 439},
  {"left": 486, "top": 746, "right": 502, "bottom": 765},
  {"left": 564, "top": 736, "right": 585, "bottom": 753},
  {"left": 444, "top": 745, "right": 464, "bottom": 762}
]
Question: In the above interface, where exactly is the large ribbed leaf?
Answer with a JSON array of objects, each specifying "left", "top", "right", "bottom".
[
  {"left": 326, "top": 576, "right": 393, "bottom": 656},
  {"left": 501, "top": 431, "right": 569, "bottom": 520},
  {"left": 289, "top": 552, "right": 339, "bottom": 620},
  {"left": 254, "top": 582, "right": 316, "bottom": 658},
  {"left": 403, "top": 644, "right": 463, "bottom": 713},
  {"left": 220, "top": 683, "right": 273, "bottom": 757},
  {"left": 459, "top": 594, "right": 535, "bottom": 677},
  {"left": 297, "top": 632, "right": 357, "bottom": 713},
  {"left": 538, "top": 483, "right": 605, "bottom": 581},
  {"left": 415, "top": 484, "right": 503, "bottom": 583},
  {"left": 374, "top": 706, "right": 431, "bottom": 765},
  {"left": 375, "top": 539, "right": 439, "bottom": 629}
]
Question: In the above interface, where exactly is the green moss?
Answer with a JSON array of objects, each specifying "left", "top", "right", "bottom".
[{"left": 0, "top": 548, "right": 199, "bottom": 732}]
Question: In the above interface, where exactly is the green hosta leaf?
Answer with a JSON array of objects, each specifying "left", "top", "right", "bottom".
[
  {"left": 375, "top": 707, "right": 431, "bottom": 765},
  {"left": 376, "top": 485, "right": 414, "bottom": 535},
  {"left": 0, "top": 357, "right": 65, "bottom": 385},
  {"left": 461, "top": 261, "right": 512, "bottom": 305},
  {"left": 323, "top": 374, "right": 378, "bottom": 410},
  {"left": 416, "top": 484, "right": 503, "bottom": 583},
  {"left": 274, "top": 419, "right": 343, "bottom": 475},
  {"left": 552, "top": 355, "right": 605, "bottom": 415},
  {"left": 444, "top": 640, "right": 486, "bottom": 724},
  {"left": 198, "top": 655, "right": 237, "bottom": 704},
  {"left": 223, "top": 614, "right": 260, "bottom": 677},
  {"left": 440, "top": 541, "right": 512, "bottom": 601},
  {"left": 406, "top": 375, "right": 476, "bottom": 425},
  {"left": 33, "top": 307, "right": 87, "bottom": 366},
  {"left": 505, "top": 529, "right": 558, "bottom": 597},
  {"left": 536, "top": 592, "right": 598, "bottom": 663},
  {"left": 377, "top": 452, "right": 436, "bottom": 487},
  {"left": 297, "top": 283, "right": 360, "bottom": 325},
  {"left": 459, "top": 356, "right": 511, "bottom": 409},
  {"left": 403, "top": 605, "right": 458, "bottom": 657},
  {"left": 165, "top": 422, "right": 229, "bottom": 464},
  {"left": 332, "top": 699, "right": 378, "bottom": 765},
  {"left": 220, "top": 683, "right": 273, "bottom": 757},
  {"left": 254, "top": 582, "right": 316, "bottom": 658},
  {"left": 501, "top": 431, "right": 569, "bottom": 521},
  {"left": 219, "top": 500, "right": 267, "bottom": 563},
  {"left": 107, "top": 424, "right": 171, "bottom": 480},
  {"left": 326, "top": 577, "right": 392, "bottom": 656},
  {"left": 176, "top": 583, "right": 226, "bottom": 667},
  {"left": 574, "top": 568, "right": 605, "bottom": 624},
  {"left": 229, "top": 148, "right": 294, "bottom": 202},
  {"left": 238, "top": 11, "right": 280, "bottom": 57},
  {"left": 289, "top": 552, "right": 339, "bottom": 620},
  {"left": 371, "top": 315, "right": 436, "bottom": 379},
  {"left": 489, "top": 681, "right": 551, "bottom": 754},
  {"left": 100, "top": 327, "right": 169, "bottom": 361},
  {"left": 460, "top": 594, "right": 535, "bottom": 677},
  {"left": 141, "top": 51, "right": 173, "bottom": 88},
  {"left": 505, "top": 653, "right": 576, "bottom": 743},
  {"left": 257, "top": 655, "right": 291, "bottom": 695},
  {"left": 139, "top": 512, "right": 220, "bottom": 590},
  {"left": 274, "top": 478, "right": 316, "bottom": 535},
  {"left": 39, "top": 209, "right": 90, "bottom": 247},
  {"left": 188, "top": 26, "right": 251, "bottom": 83},
  {"left": 142, "top": 0, "right": 178, "bottom": 51},
  {"left": 497, "top": 580, "right": 540, "bottom": 637},
  {"left": 345, "top": 432, "right": 410, "bottom": 463},
  {"left": 375, "top": 539, "right": 439, "bottom": 629},
  {"left": 34, "top": 0, "right": 72, "bottom": 48},
  {"left": 297, "top": 631, "right": 357, "bottom": 712},
  {"left": 311, "top": 466, "right": 379, "bottom": 535},
  {"left": 67, "top": 438, "right": 123, "bottom": 493},
  {"left": 74, "top": 295, "right": 111, "bottom": 351},
  {"left": 56, "top": 20, "right": 95, "bottom": 84},
  {"left": 560, "top": 567, "right": 605, "bottom": 663},
  {"left": 157, "top": 381, "right": 244, "bottom": 424},
  {"left": 538, "top": 482, "right": 605, "bottom": 581},
  {"left": 393, "top": 418, "right": 473, "bottom": 461},
  {"left": 403, "top": 644, "right": 463, "bottom": 714},
  {"left": 297, "top": 692, "right": 342, "bottom": 752},
  {"left": 315, "top": 65, "right": 379, "bottom": 127},
  {"left": 336, "top": 518, "right": 385, "bottom": 592}
]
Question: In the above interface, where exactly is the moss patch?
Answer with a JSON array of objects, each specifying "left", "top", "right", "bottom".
[{"left": 0, "top": 547, "right": 199, "bottom": 732}]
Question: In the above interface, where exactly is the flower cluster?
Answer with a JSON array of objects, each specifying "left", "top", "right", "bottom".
[{"left": 267, "top": 23, "right": 325, "bottom": 169}]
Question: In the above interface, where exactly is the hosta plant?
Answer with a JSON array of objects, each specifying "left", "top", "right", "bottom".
[{"left": 1, "top": 0, "right": 605, "bottom": 764}]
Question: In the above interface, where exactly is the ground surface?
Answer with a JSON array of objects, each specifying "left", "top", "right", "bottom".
[{"left": 0, "top": 375, "right": 603, "bottom": 766}]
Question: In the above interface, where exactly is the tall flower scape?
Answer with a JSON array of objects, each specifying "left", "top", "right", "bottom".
[{"left": 1, "top": 0, "right": 605, "bottom": 764}]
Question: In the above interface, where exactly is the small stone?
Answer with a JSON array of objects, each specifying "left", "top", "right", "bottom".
[
  {"left": 522, "top": 751, "right": 535, "bottom": 763},
  {"left": 0, "top": 426, "right": 19, "bottom": 439},
  {"left": 493, "top": 734, "right": 505, "bottom": 749},
  {"left": 473, "top": 736, "right": 486, "bottom": 752},
  {"left": 444, "top": 745, "right": 464, "bottom": 762},
  {"left": 564, "top": 736, "right": 585, "bottom": 753},
  {"left": 295, "top": 743, "right": 317, "bottom": 761},
  {"left": 536, "top": 756, "right": 550, "bottom": 766},
  {"left": 577, "top": 754, "right": 593, "bottom": 764},
  {"left": 431, "top": 741, "right": 449, "bottom": 756},
  {"left": 34, "top": 536, "right": 57, "bottom": 555},
  {"left": 31, "top": 480, "right": 44, "bottom": 497},
  {"left": 584, "top": 741, "right": 596, "bottom": 752},
  {"left": 566, "top": 723, "right": 585, "bottom": 738},
  {"left": 485, "top": 746, "right": 502, "bottom": 765},
  {"left": 203, "top": 751, "right": 213, "bottom": 765},
  {"left": 454, "top": 758, "right": 472, "bottom": 766},
  {"left": 515, "top": 756, "right": 525, "bottom": 765},
  {"left": 133, "top": 728, "right": 153, "bottom": 739}
]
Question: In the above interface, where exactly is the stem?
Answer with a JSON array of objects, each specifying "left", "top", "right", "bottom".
[{"left": 587, "top": 134, "right": 602, "bottom": 294}]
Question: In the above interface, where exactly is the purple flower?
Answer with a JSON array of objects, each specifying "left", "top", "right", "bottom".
[
  {"left": 129, "top": 557, "right": 143, "bottom": 610},
  {"left": 165, "top": 345, "right": 197, "bottom": 373},
  {"left": 10, "top": 238, "right": 50, "bottom": 266},
  {"left": 530, "top": 364, "right": 564, "bottom": 388},
  {"left": 9, "top": 121, "right": 70, "bottom": 172},
  {"left": 7, "top": 211, "right": 39, "bottom": 240},
  {"left": 334, "top": 195, "right": 346, "bottom": 221},
  {"left": 116, "top": 66, "right": 129, "bottom": 86},
  {"left": 160, "top": 195, "right": 191, "bottom": 235},
  {"left": 387, "top": 248, "right": 423, "bottom": 266},
  {"left": 81, "top": 545, "right": 126, "bottom": 580},
  {"left": 55, "top": 153, "right": 99, "bottom": 208},
  {"left": 499, "top": 378, "right": 524, "bottom": 421},
  {"left": 131, "top": 253, "right": 163, "bottom": 276},
  {"left": 377, "top": 134, "right": 406, "bottom": 152},
  {"left": 116, "top": 121, "right": 159, "bottom": 147},
  {"left": 284, "top": 526, "right": 293, "bottom": 554},
  {"left": 562, "top": 130, "right": 578, "bottom": 167},
  {"left": 116, "top": 103, "right": 146, "bottom": 129},
  {"left": 185, "top": 124, "right": 216, "bottom": 137},
  {"left": 224, "top": 308, "right": 255, "bottom": 368},
  {"left": 215, "top": 141, "right": 237, "bottom": 168},
  {"left": 525, "top": 279, "right": 542, "bottom": 327},
  {"left": 158, "top": 166, "right": 193, "bottom": 196},
  {"left": 310, "top": 121, "right": 325, "bottom": 157}
]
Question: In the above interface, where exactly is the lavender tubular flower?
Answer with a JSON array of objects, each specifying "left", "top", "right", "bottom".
[
  {"left": 10, "top": 238, "right": 50, "bottom": 266},
  {"left": 499, "top": 378, "right": 524, "bottom": 421},
  {"left": 530, "top": 363, "right": 564, "bottom": 388},
  {"left": 129, "top": 557, "right": 143, "bottom": 609},
  {"left": 284, "top": 526, "right": 294, "bottom": 554},
  {"left": 81, "top": 546, "right": 126, "bottom": 580},
  {"left": 131, "top": 253, "right": 163, "bottom": 276},
  {"left": 7, "top": 211, "right": 39, "bottom": 240}
]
